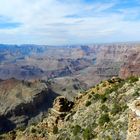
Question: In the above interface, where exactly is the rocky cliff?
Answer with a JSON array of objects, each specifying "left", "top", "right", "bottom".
[{"left": 119, "top": 49, "right": 140, "bottom": 78}]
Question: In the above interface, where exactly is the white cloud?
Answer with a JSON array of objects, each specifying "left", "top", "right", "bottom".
[{"left": 0, "top": 0, "right": 139, "bottom": 44}]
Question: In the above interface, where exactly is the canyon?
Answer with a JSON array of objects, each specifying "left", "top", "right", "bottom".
[
  {"left": 0, "top": 43, "right": 140, "bottom": 138},
  {"left": 0, "top": 43, "right": 140, "bottom": 82}
]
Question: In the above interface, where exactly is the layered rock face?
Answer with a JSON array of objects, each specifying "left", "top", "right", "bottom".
[
  {"left": 43, "top": 96, "right": 74, "bottom": 135},
  {"left": 75, "top": 44, "right": 140, "bottom": 88},
  {"left": 0, "top": 79, "right": 58, "bottom": 134},
  {"left": 96, "top": 44, "right": 139, "bottom": 77},
  {"left": 119, "top": 50, "right": 140, "bottom": 78},
  {"left": 53, "top": 96, "right": 74, "bottom": 112},
  {"left": 0, "top": 43, "right": 140, "bottom": 83}
]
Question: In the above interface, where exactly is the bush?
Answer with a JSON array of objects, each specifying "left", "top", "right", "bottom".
[
  {"left": 92, "top": 93, "right": 108, "bottom": 103},
  {"left": 107, "top": 79, "right": 114, "bottom": 84},
  {"left": 133, "top": 88, "right": 140, "bottom": 97},
  {"left": 105, "top": 81, "right": 125, "bottom": 94},
  {"left": 100, "top": 94, "right": 108, "bottom": 103},
  {"left": 73, "top": 125, "right": 81, "bottom": 136},
  {"left": 88, "top": 94, "right": 92, "bottom": 99},
  {"left": 98, "top": 113, "right": 110, "bottom": 126},
  {"left": 102, "top": 82, "right": 106, "bottom": 87},
  {"left": 121, "top": 105, "right": 128, "bottom": 111},
  {"left": 18, "top": 126, "right": 26, "bottom": 131},
  {"left": 111, "top": 103, "right": 122, "bottom": 115},
  {"left": 100, "top": 88, "right": 116, "bottom": 103},
  {"left": 30, "top": 127, "right": 36, "bottom": 133},
  {"left": 92, "top": 122, "right": 98, "bottom": 128},
  {"left": 74, "top": 136, "right": 81, "bottom": 140},
  {"left": 127, "top": 76, "right": 139, "bottom": 83},
  {"left": 53, "top": 126, "right": 58, "bottom": 134},
  {"left": 82, "top": 127, "right": 94, "bottom": 140},
  {"left": 96, "top": 86, "right": 99, "bottom": 90},
  {"left": 92, "top": 94, "right": 100, "bottom": 100},
  {"left": 85, "top": 101, "right": 91, "bottom": 107},
  {"left": 100, "top": 104, "right": 109, "bottom": 112},
  {"left": 105, "top": 88, "right": 113, "bottom": 94}
]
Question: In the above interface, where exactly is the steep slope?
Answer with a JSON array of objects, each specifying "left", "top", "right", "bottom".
[
  {"left": 46, "top": 76, "right": 87, "bottom": 101},
  {"left": 0, "top": 79, "right": 59, "bottom": 134},
  {"left": 4, "top": 76, "right": 140, "bottom": 140}
]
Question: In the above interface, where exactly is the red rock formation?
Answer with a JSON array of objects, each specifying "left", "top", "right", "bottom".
[{"left": 119, "top": 51, "right": 140, "bottom": 78}]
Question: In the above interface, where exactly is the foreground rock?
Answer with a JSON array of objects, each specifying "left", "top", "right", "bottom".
[
  {"left": 13, "top": 96, "right": 74, "bottom": 140},
  {"left": 127, "top": 98, "right": 140, "bottom": 140},
  {"left": 4, "top": 77, "right": 140, "bottom": 140}
]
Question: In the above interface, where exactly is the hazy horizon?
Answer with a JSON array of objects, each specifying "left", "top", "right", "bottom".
[{"left": 0, "top": 41, "right": 140, "bottom": 46}]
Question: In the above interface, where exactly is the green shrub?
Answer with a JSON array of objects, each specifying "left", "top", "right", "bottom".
[
  {"left": 74, "top": 136, "right": 81, "bottom": 140},
  {"left": 96, "top": 86, "right": 99, "bottom": 90},
  {"left": 121, "top": 105, "right": 128, "bottom": 111},
  {"left": 18, "top": 126, "right": 26, "bottom": 131},
  {"left": 98, "top": 113, "right": 110, "bottom": 126},
  {"left": 53, "top": 126, "right": 58, "bottom": 134},
  {"left": 100, "top": 87, "right": 116, "bottom": 103},
  {"left": 88, "top": 94, "right": 92, "bottom": 99},
  {"left": 30, "top": 127, "right": 36, "bottom": 133},
  {"left": 105, "top": 81, "right": 125, "bottom": 94},
  {"left": 73, "top": 125, "right": 81, "bottom": 136},
  {"left": 105, "top": 88, "right": 113, "bottom": 94},
  {"left": 100, "top": 81, "right": 103, "bottom": 84},
  {"left": 92, "top": 93, "right": 108, "bottom": 103},
  {"left": 133, "top": 88, "right": 140, "bottom": 97},
  {"left": 85, "top": 101, "right": 91, "bottom": 107},
  {"left": 105, "top": 85, "right": 119, "bottom": 94},
  {"left": 92, "top": 94, "right": 100, "bottom": 100},
  {"left": 100, "top": 104, "right": 109, "bottom": 112},
  {"left": 100, "top": 94, "right": 108, "bottom": 103},
  {"left": 92, "top": 122, "right": 98, "bottom": 128},
  {"left": 127, "top": 76, "right": 139, "bottom": 83},
  {"left": 111, "top": 103, "right": 122, "bottom": 115},
  {"left": 82, "top": 127, "right": 94, "bottom": 140},
  {"left": 102, "top": 82, "right": 106, "bottom": 87},
  {"left": 107, "top": 79, "right": 114, "bottom": 84}
]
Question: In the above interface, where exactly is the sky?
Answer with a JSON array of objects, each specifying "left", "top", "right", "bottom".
[{"left": 0, "top": 0, "right": 140, "bottom": 45}]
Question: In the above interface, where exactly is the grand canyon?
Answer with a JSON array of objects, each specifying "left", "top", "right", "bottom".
[
  {"left": 1, "top": 0, "right": 140, "bottom": 139},
  {"left": 0, "top": 43, "right": 140, "bottom": 140}
]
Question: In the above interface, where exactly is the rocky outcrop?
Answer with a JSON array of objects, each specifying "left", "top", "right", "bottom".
[
  {"left": 127, "top": 99, "right": 140, "bottom": 140},
  {"left": 12, "top": 96, "right": 74, "bottom": 140},
  {"left": 53, "top": 96, "right": 74, "bottom": 112},
  {"left": 43, "top": 96, "right": 74, "bottom": 133}
]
